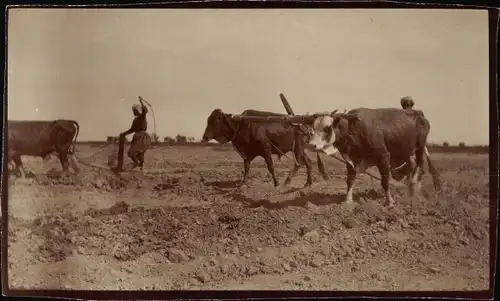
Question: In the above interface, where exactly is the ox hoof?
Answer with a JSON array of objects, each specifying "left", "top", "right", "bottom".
[
  {"left": 238, "top": 183, "right": 249, "bottom": 190},
  {"left": 384, "top": 200, "right": 395, "bottom": 208},
  {"left": 344, "top": 198, "right": 354, "bottom": 204},
  {"left": 342, "top": 200, "right": 357, "bottom": 212},
  {"left": 409, "top": 182, "right": 421, "bottom": 196},
  {"left": 111, "top": 167, "right": 122, "bottom": 174}
]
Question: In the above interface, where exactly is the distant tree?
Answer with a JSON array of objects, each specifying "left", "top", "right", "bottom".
[
  {"left": 163, "top": 136, "right": 175, "bottom": 144},
  {"left": 176, "top": 134, "right": 187, "bottom": 144},
  {"left": 458, "top": 142, "right": 466, "bottom": 148},
  {"left": 442, "top": 141, "right": 449, "bottom": 148},
  {"left": 151, "top": 132, "right": 160, "bottom": 145},
  {"left": 187, "top": 136, "right": 196, "bottom": 143}
]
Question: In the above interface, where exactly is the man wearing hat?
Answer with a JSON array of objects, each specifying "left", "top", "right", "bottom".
[
  {"left": 118, "top": 96, "right": 151, "bottom": 171},
  {"left": 400, "top": 96, "right": 415, "bottom": 110}
]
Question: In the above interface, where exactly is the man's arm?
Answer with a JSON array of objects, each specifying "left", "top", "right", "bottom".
[
  {"left": 121, "top": 128, "right": 133, "bottom": 136},
  {"left": 121, "top": 120, "right": 136, "bottom": 136},
  {"left": 138, "top": 96, "right": 149, "bottom": 115}
]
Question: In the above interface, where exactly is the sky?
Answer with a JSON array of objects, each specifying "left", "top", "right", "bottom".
[{"left": 7, "top": 8, "right": 489, "bottom": 145}]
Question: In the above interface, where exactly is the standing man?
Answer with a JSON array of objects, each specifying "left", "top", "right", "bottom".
[{"left": 115, "top": 96, "right": 151, "bottom": 172}]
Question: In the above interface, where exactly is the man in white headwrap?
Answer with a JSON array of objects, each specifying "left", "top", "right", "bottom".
[
  {"left": 400, "top": 96, "right": 415, "bottom": 110},
  {"left": 118, "top": 96, "right": 151, "bottom": 170}
]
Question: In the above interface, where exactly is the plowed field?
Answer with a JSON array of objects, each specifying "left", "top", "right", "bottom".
[{"left": 6, "top": 145, "right": 490, "bottom": 290}]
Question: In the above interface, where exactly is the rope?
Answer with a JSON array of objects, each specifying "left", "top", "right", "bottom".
[
  {"left": 72, "top": 145, "right": 116, "bottom": 172},
  {"left": 266, "top": 138, "right": 300, "bottom": 166},
  {"left": 326, "top": 153, "right": 411, "bottom": 188},
  {"left": 138, "top": 96, "right": 157, "bottom": 140}
]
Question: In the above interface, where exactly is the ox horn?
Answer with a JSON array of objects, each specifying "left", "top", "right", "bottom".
[{"left": 330, "top": 110, "right": 338, "bottom": 117}]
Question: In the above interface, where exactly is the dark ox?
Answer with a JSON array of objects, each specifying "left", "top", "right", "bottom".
[
  {"left": 7, "top": 119, "right": 81, "bottom": 177},
  {"left": 306, "top": 108, "right": 441, "bottom": 207},
  {"left": 201, "top": 109, "right": 329, "bottom": 187}
]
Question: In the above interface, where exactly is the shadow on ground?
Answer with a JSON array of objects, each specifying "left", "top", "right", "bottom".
[
  {"left": 204, "top": 180, "right": 242, "bottom": 190},
  {"left": 232, "top": 188, "right": 387, "bottom": 210}
]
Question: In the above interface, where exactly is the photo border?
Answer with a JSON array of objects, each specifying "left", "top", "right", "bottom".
[{"left": 1, "top": 1, "right": 498, "bottom": 300}]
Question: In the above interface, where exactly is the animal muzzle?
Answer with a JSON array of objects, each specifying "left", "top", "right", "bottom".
[
  {"left": 305, "top": 143, "right": 323, "bottom": 152},
  {"left": 202, "top": 130, "right": 212, "bottom": 142},
  {"left": 306, "top": 136, "right": 326, "bottom": 152}
]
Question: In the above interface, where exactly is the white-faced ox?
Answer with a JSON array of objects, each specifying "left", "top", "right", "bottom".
[
  {"left": 201, "top": 109, "right": 330, "bottom": 188},
  {"left": 8, "top": 119, "right": 81, "bottom": 177},
  {"left": 305, "top": 108, "right": 441, "bottom": 207}
]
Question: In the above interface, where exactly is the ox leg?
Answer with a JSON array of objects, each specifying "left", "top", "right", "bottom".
[
  {"left": 263, "top": 152, "right": 279, "bottom": 187},
  {"left": 12, "top": 155, "right": 25, "bottom": 178},
  {"left": 57, "top": 152, "right": 71, "bottom": 175},
  {"left": 409, "top": 166, "right": 423, "bottom": 197},
  {"left": 410, "top": 147, "right": 426, "bottom": 196},
  {"left": 241, "top": 159, "right": 251, "bottom": 186},
  {"left": 303, "top": 154, "right": 313, "bottom": 187},
  {"left": 426, "top": 153, "right": 442, "bottom": 192},
  {"left": 345, "top": 163, "right": 357, "bottom": 204},
  {"left": 377, "top": 154, "right": 395, "bottom": 207},
  {"left": 283, "top": 164, "right": 300, "bottom": 186},
  {"left": 283, "top": 151, "right": 312, "bottom": 187},
  {"left": 69, "top": 154, "right": 80, "bottom": 174}
]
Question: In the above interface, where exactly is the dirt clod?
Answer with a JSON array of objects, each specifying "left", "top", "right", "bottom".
[{"left": 168, "top": 248, "right": 189, "bottom": 263}]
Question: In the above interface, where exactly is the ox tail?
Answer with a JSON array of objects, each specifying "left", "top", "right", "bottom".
[
  {"left": 424, "top": 145, "right": 442, "bottom": 191},
  {"left": 316, "top": 152, "right": 330, "bottom": 181},
  {"left": 69, "top": 120, "right": 80, "bottom": 154}
]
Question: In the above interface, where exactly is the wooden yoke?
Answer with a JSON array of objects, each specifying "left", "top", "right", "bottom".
[{"left": 230, "top": 113, "right": 319, "bottom": 125}]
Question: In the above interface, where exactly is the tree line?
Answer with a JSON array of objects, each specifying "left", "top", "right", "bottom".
[
  {"left": 106, "top": 133, "right": 198, "bottom": 145},
  {"left": 101, "top": 134, "right": 486, "bottom": 152}
]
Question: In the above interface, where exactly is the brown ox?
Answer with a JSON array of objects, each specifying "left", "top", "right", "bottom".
[
  {"left": 7, "top": 119, "right": 80, "bottom": 177},
  {"left": 304, "top": 108, "right": 441, "bottom": 207},
  {"left": 202, "top": 109, "right": 329, "bottom": 187}
]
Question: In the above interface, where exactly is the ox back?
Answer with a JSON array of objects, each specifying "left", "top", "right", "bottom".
[
  {"left": 344, "top": 108, "right": 429, "bottom": 166},
  {"left": 7, "top": 119, "right": 80, "bottom": 176}
]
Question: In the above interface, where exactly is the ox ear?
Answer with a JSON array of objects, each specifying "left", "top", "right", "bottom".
[{"left": 344, "top": 113, "right": 360, "bottom": 123}]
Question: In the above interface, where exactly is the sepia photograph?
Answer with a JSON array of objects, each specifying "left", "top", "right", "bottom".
[{"left": 4, "top": 7, "right": 491, "bottom": 293}]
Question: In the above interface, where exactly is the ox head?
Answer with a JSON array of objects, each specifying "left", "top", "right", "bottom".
[
  {"left": 202, "top": 109, "right": 235, "bottom": 144},
  {"left": 306, "top": 110, "right": 360, "bottom": 155}
]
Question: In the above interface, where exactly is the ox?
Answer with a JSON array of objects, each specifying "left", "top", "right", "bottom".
[
  {"left": 303, "top": 108, "right": 441, "bottom": 207},
  {"left": 201, "top": 109, "right": 329, "bottom": 187},
  {"left": 7, "top": 119, "right": 81, "bottom": 177}
]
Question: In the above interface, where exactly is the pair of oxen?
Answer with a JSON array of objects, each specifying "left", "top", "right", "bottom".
[{"left": 202, "top": 107, "right": 442, "bottom": 208}]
